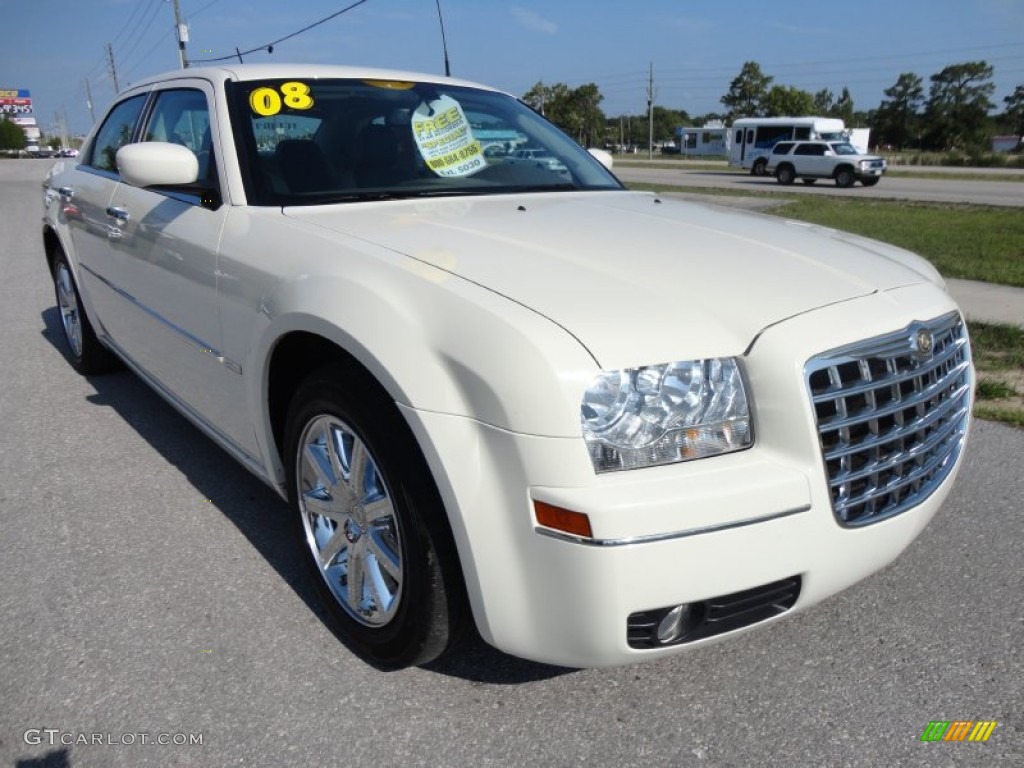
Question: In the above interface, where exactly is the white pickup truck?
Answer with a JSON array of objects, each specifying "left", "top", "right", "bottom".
[{"left": 766, "top": 140, "right": 887, "bottom": 188}]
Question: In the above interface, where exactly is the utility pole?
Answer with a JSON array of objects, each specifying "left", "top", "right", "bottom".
[
  {"left": 172, "top": 0, "right": 189, "bottom": 69},
  {"left": 647, "top": 62, "right": 655, "bottom": 160},
  {"left": 84, "top": 78, "right": 96, "bottom": 123},
  {"left": 106, "top": 43, "right": 120, "bottom": 93}
]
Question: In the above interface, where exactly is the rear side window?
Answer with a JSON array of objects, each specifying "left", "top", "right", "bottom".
[
  {"left": 86, "top": 95, "right": 147, "bottom": 173},
  {"left": 795, "top": 143, "right": 825, "bottom": 156},
  {"left": 772, "top": 143, "right": 794, "bottom": 155}
]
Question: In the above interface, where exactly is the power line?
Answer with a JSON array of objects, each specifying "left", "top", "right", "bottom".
[
  {"left": 116, "top": 0, "right": 167, "bottom": 77},
  {"left": 111, "top": 0, "right": 159, "bottom": 50},
  {"left": 510, "top": 41, "right": 1024, "bottom": 100},
  {"left": 190, "top": 0, "right": 372, "bottom": 64},
  {"left": 189, "top": 0, "right": 225, "bottom": 18}
]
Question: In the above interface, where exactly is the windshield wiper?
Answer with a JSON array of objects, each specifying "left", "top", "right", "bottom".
[{"left": 287, "top": 183, "right": 586, "bottom": 206}]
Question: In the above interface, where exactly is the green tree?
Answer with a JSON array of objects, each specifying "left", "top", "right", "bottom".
[
  {"left": 762, "top": 85, "right": 815, "bottom": 116},
  {"left": 872, "top": 73, "right": 924, "bottom": 149},
  {"left": 813, "top": 88, "right": 834, "bottom": 115},
  {"left": 0, "top": 117, "right": 27, "bottom": 151},
  {"left": 923, "top": 61, "right": 995, "bottom": 150},
  {"left": 832, "top": 86, "right": 854, "bottom": 124},
  {"left": 522, "top": 81, "right": 570, "bottom": 117},
  {"left": 1002, "top": 84, "right": 1024, "bottom": 147},
  {"left": 652, "top": 106, "right": 689, "bottom": 143},
  {"left": 566, "top": 83, "right": 606, "bottom": 146},
  {"left": 721, "top": 61, "right": 772, "bottom": 119},
  {"left": 521, "top": 81, "right": 606, "bottom": 145}
]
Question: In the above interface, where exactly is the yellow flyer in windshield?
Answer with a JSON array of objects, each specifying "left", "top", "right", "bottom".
[{"left": 411, "top": 96, "right": 484, "bottom": 177}]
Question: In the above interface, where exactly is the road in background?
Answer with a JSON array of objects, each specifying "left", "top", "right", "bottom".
[
  {"left": 615, "top": 163, "right": 1024, "bottom": 207},
  {"left": 2, "top": 160, "right": 1021, "bottom": 767}
]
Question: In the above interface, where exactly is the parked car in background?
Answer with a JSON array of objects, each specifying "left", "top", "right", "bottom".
[
  {"left": 503, "top": 147, "right": 568, "bottom": 173},
  {"left": 41, "top": 63, "right": 971, "bottom": 670},
  {"left": 767, "top": 140, "right": 887, "bottom": 187}
]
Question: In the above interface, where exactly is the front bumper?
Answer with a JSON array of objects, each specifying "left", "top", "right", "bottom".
[{"left": 401, "top": 283, "right": 971, "bottom": 667}]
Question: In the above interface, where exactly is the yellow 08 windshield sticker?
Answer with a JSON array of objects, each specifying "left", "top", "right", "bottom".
[
  {"left": 249, "top": 82, "right": 314, "bottom": 116},
  {"left": 411, "top": 96, "right": 484, "bottom": 178}
]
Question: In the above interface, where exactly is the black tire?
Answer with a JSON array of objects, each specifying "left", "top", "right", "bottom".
[
  {"left": 801, "top": 178, "right": 817, "bottom": 185},
  {"left": 834, "top": 167, "right": 855, "bottom": 188},
  {"left": 751, "top": 158, "right": 768, "bottom": 177},
  {"left": 284, "top": 365, "right": 467, "bottom": 669},
  {"left": 861, "top": 177, "right": 880, "bottom": 187},
  {"left": 775, "top": 165, "right": 795, "bottom": 185},
  {"left": 51, "top": 250, "right": 120, "bottom": 375}
]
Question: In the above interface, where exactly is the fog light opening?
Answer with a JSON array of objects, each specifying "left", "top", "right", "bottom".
[{"left": 656, "top": 604, "right": 691, "bottom": 644}]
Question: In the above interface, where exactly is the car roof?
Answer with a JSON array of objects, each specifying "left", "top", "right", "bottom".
[{"left": 120, "top": 63, "right": 501, "bottom": 96}]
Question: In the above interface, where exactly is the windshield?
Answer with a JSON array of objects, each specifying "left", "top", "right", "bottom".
[
  {"left": 227, "top": 78, "right": 621, "bottom": 205},
  {"left": 829, "top": 142, "right": 859, "bottom": 155}
]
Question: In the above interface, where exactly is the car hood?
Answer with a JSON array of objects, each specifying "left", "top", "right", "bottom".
[{"left": 283, "top": 191, "right": 938, "bottom": 368}]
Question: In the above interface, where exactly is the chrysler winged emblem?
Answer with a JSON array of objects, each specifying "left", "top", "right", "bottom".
[{"left": 913, "top": 328, "right": 935, "bottom": 359}]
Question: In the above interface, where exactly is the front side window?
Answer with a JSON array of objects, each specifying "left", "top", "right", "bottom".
[
  {"left": 142, "top": 89, "right": 214, "bottom": 181},
  {"left": 829, "top": 142, "right": 859, "bottom": 155},
  {"left": 227, "top": 78, "right": 621, "bottom": 205},
  {"left": 86, "top": 95, "right": 147, "bottom": 173}
]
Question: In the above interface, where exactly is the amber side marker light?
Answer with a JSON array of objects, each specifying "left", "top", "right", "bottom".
[{"left": 534, "top": 500, "right": 593, "bottom": 539}]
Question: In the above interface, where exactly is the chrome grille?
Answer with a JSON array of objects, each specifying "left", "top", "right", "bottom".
[{"left": 805, "top": 312, "right": 971, "bottom": 526}]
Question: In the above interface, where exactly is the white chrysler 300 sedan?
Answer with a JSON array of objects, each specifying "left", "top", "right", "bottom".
[{"left": 41, "top": 64, "right": 973, "bottom": 669}]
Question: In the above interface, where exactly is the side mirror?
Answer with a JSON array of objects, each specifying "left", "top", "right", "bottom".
[
  {"left": 587, "top": 147, "right": 614, "bottom": 171},
  {"left": 117, "top": 142, "right": 199, "bottom": 187},
  {"left": 116, "top": 142, "right": 221, "bottom": 210}
]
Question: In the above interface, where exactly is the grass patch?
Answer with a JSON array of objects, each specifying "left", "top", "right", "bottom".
[
  {"left": 626, "top": 185, "right": 1024, "bottom": 286},
  {"left": 968, "top": 322, "right": 1023, "bottom": 428},
  {"left": 886, "top": 169, "right": 1024, "bottom": 183},
  {"left": 970, "top": 322, "right": 1024, "bottom": 370},
  {"left": 973, "top": 405, "right": 1024, "bottom": 428},
  {"left": 769, "top": 198, "right": 1024, "bottom": 288},
  {"left": 976, "top": 379, "right": 1019, "bottom": 400}
]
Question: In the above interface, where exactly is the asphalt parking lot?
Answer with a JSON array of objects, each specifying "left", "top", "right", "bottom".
[{"left": 1, "top": 160, "right": 1021, "bottom": 767}]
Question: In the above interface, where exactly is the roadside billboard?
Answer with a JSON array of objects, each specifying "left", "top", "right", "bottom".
[{"left": 0, "top": 89, "right": 33, "bottom": 116}]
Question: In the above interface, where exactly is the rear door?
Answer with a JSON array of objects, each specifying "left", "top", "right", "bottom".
[{"left": 793, "top": 142, "right": 828, "bottom": 177}]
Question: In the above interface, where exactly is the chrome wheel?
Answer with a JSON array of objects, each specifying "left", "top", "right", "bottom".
[
  {"left": 296, "top": 414, "right": 403, "bottom": 627},
  {"left": 56, "top": 261, "right": 83, "bottom": 358}
]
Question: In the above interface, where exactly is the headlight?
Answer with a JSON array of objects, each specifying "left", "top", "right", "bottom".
[
  {"left": 580, "top": 358, "right": 752, "bottom": 473},
  {"left": 859, "top": 160, "right": 871, "bottom": 170}
]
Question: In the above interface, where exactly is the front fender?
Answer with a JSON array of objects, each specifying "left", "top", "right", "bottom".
[{"left": 213, "top": 210, "right": 598, "bottom": 485}]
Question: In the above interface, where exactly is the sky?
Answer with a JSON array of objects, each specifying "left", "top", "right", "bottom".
[{"left": 2, "top": 0, "right": 1023, "bottom": 137}]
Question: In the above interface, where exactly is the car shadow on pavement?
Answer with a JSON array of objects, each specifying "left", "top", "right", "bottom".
[{"left": 39, "top": 307, "right": 573, "bottom": 684}]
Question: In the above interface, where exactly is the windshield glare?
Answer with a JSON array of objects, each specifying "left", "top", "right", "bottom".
[
  {"left": 829, "top": 142, "right": 859, "bottom": 155},
  {"left": 228, "top": 78, "right": 621, "bottom": 205}
]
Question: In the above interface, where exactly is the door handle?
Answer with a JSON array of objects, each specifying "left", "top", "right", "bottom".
[{"left": 106, "top": 206, "right": 130, "bottom": 223}]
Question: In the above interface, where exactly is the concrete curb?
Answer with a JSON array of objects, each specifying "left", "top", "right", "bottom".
[{"left": 946, "top": 279, "right": 1024, "bottom": 329}]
